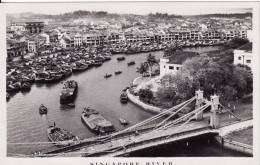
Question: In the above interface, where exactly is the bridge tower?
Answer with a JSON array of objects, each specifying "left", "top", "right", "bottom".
[
  {"left": 210, "top": 94, "right": 220, "bottom": 129},
  {"left": 195, "top": 90, "right": 204, "bottom": 120}
]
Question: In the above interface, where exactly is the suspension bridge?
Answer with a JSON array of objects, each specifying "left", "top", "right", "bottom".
[{"left": 8, "top": 90, "right": 252, "bottom": 157}]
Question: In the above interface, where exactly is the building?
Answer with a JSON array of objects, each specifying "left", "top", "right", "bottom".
[
  {"left": 60, "top": 36, "right": 73, "bottom": 49},
  {"left": 83, "top": 33, "right": 107, "bottom": 46},
  {"left": 7, "top": 39, "right": 27, "bottom": 59},
  {"left": 159, "top": 51, "right": 198, "bottom": 77},
  {"left": 159, "top": 58, "right": 183, "bottom": 77},
  {"left": 27, "top": 40, "right": 37, "bottom": 53},
  {"left": 73, "top": 33, "right": 83, "bottom": 47},
  {"left": 25, "top": 22, "right": 44, "bottom": 34},
  {"left": 10, "top": 22, "right": 26, "bottom": 32},
  {"left": 233, "top": 42, "right": 252, "bottom": 69}
]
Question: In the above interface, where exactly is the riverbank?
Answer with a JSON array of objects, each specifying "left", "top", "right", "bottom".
[
  {"left": 126, "top": 89, "right": 161, "bottom": 114},
  {"left": 215, "top": 126, "right": 253, "bottom": 156}
]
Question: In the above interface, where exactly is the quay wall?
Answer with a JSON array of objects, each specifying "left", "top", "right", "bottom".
[
  {"left": 126, "top": 89, "right": 162, "bottom": 114},
  {"left": 215, "top": 120, "right": 253, "bottom": 156},
  {"left": 215, "top": 135, "right": 253, "bottom": 156},
  {"left": 218, "top": 119, "right": 253, "bottom": 136}
]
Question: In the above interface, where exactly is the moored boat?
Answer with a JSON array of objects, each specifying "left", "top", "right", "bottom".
[
  {"left": 120, "top": 92, "right": 128, "bottom": 103},
  {"left": 72, "top": 63, "right": 88, "bottom": 72},
  {"left": 81, "top": 107, "right": 115, "bottom": 134},
  {"left": 20, "top": 82, "right": 31, "bottom": 91},
  {"left": 47, "top": 123, "right": 79, "bottom": 146},
  {"left": 60, "top": 80, "right": 78, "bottom": 104},
  {"left": 93, "top": 61, "right": 103, "bottom": 67}
]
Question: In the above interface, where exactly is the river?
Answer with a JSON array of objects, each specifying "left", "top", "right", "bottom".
[{"left": 7, "top": 46, "right": 248, "bottom": 157}]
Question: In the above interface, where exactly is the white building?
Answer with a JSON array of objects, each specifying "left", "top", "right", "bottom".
[
  {"left": 40, "top": 33, "right": 50, "bottom": 45},
  {"left": 74, "top": 33, "right": 83, "bottom": 47},
  {"left": 233, "top": 42, "right": 252, "bottom": 69},
  {"left": 27, "top": 40, "right": 37, "bottom": 53},
  {"left": 159, "top": 58, "right": 182, "bottom": 77},
  {"left": 10, "top": 22, "right": 26, "bottom": 32},
  {"left": 60, "top": 36, "right": 72, "bottom": 49}
]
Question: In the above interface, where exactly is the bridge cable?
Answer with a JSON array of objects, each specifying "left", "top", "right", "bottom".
[
  {"left": 156, "top": 97, "right": 196, "bottom": 128},
  {"left": 159, "top": 103, "right": 210, "bottom": 130},
  {"left": 108, "top": 96, "right": 196, "bottom": 138},
  {"left": 219, "top": 103, "right": 241, "bottom": 121}
]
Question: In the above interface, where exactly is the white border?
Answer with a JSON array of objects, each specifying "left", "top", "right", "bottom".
[{"left": 0, "top": 1, "right": 259, "bottom": 165}]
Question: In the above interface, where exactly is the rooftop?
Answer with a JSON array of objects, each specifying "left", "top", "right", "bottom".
[{"left": 237, "top": 42, "right": 252, "bottom": 51}]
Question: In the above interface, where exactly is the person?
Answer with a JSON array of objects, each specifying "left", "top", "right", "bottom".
[{"left": 53, "top": 122, "right": 56, "bottom": 127}]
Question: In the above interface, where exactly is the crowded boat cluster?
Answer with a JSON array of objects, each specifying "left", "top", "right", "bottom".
[{"left": 6, "top": 46, "right": 112, "bottom": 98}]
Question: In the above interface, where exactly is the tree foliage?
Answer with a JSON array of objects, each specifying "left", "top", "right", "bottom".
[
  {"left": 138, "top": 62, "right": 149, "bottom": 76},
  {"left": 225, "top": 37, "right": 249, "bottom": 49},
  {"left": 146, "top": 53, "right": 158, "bottom": 76},
  {"left": 138, "top": 88, "right": 154, "bottom": 104},
  {"left": 156, "top": 54, "right": 252, "bottom": 107}
]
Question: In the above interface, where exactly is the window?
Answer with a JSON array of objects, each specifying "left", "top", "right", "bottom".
[
  {"left": 176, "top": 67, "right": 179, "bottom": 70},
  {"left": 169, "top": 66, "right": 174, "bottom": 70},
  {"left": 238, "top": 56, "right": 241, "bottom": 60},
  {"left": 246, "top": 60, "right": 251, "bottom": 64}
]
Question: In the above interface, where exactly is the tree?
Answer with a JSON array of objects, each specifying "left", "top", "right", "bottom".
[
  {"left": 138, "top": 62, "right": 149, "bottom": 76},
  {"left": 225, "top": 37, "right": 249, "bottom": 49},
  {"left": 146, "top": 53, "right": 158, "bottom": 77},
  {"left": 182, "top": 55, "right": 252, "bottom": 101},
  {"left": 138, "top": 88, "right": 154, "bottom": 104}
]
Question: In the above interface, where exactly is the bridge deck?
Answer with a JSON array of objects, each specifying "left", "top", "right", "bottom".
[{"left": 62, "top": 120, "right": 210, "bottom": 157}]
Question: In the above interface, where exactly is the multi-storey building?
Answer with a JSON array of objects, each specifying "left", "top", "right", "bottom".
[
  {"left": 10, "top": 22, "right": 26, "bottom": 32},
  {"left": 7, "top": 39, "right": 27, "bottom": 58},
  {"left": 73, "top": 33, "right": 83, "bottom": 47},
  {"left": 25, "top": 22, "right": 44, "bottom": 34}
]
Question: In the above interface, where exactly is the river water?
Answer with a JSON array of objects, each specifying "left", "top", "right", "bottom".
[{"left": 7, "top": 46, "right": 248, "bottom": 157}]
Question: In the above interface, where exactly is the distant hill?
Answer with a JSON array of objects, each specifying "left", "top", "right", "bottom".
[
  {"left": 192, "top": 12, "right": 252, "bottom": 19},
  {"left": 6, "top": 10, "right": 252, "bottom": 25}
]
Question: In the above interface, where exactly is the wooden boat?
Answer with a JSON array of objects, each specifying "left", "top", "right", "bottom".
[
  {"left": 39, "top": 104, "right": 48, "bottom": 115},
  {"left": 72, "top": 64, "right": 88, "bottom": 72},
  {"left": 20, "top": 82, "right": 31, "bottom": 91},
  {"left": 120, "top": 92, "right": 128, "bottom": 103},
  {"left": 81, "top": 107, "right": 115, "bottom": 134},
  {"left": 104, "top": 73, "right": 112, "bottom": 78},
  {"left": 60, "top": 80, "right": 78, "bottom": 104},
  {"left": 114, "top": 71, "right": 122, "bottom": 75},
  {"left": 47, "top": 123, "right": 79, "bottom": 146},
  {"left": 116, "top": 57, "right": 125, "bottom": 61},
  {"left": 93, "top": 61, "right": 103, "bottom": 67},
  {"left": 127, "top": 61, "right": 136, "bottom": 66}
]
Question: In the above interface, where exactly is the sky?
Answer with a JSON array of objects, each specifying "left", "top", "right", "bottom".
[{"left": 4, "top": 2, "right": 252, "bottom": 16}]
